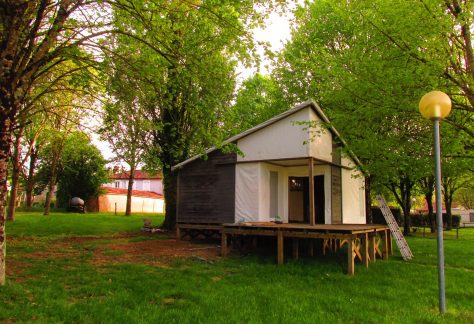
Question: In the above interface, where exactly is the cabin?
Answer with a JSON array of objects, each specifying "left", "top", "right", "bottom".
[{"left": 172, "top": 100, "right": 366, "bottom": 226}]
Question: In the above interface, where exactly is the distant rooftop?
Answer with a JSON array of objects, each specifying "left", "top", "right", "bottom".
[{"left": 110, "top": 170, "right": 161, "bottom": 180}]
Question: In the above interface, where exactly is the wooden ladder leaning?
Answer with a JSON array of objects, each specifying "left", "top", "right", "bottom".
[{"left": 376, "top": 195, "right": 413, "bottom": 261}]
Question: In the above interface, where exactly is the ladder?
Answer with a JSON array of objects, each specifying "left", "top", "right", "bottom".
[{"left": 376, "top": 195, "right": 413, "bottom": 261}]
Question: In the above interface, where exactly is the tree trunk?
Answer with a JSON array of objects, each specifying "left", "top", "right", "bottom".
[
  {"left": 125, "top": 167, "right": 135, "bottom": 216},
  {"left": 7, "top": 128, "right": 23, "bottom": 221},
  {"left": 0, "top": 117, "right": 13, "bottom": 286},
  {"left": 25, "top": 147, "right": 38, "bottom": 209},
  {"left": 365, "top": 176, "right": 372, "bottom": 224},
  {"left": 162, "top": 167, "right": 178, "bottom": 230},
  {"left": 444, "top": 193, "right": 453, "bottom": 229},
  {"left": 425, "top": 192, "right": 435, "bottom": 233},
  {"left": 44, "top": 158, "right": 59, "bottom": 215},
  {"left": 390, "top": 177, "right": 413, "bottom": 236}
]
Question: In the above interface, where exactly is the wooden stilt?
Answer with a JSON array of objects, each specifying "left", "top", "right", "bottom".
[
  {"left": 292, "top": 238, "right": 299, "bottom": 260},
  {"left": 308, "top": 157, "right": 315, "bottom": 226},
  {"left": 221, "top": 232, "right": 228, "bottom": 257},
  {"left": 176, "top": 226, "right": 181, "bottom": 240},
  {"left": 382, "top": 230, "right": 389, "bottom": 260},
  {"left": 369, "top": 235, "right": 376, "bottom": 262},
  {"left": 347, "top": 239, "right": 355, "bottom": 275},
  {"left": 387, "top": 231, "right": 393, "bottom": 255},
  {"left": 308, "top": 240, "right": 314, "bottom": 257},
  {"left": 277, "top": 231, "right": 284, "bottom": 265},
  {"left": 252, "top": 236, "right": 258, "bottom": 249},
  {"left": 362, "top": 233, "right": 369, "bottom": 268}
]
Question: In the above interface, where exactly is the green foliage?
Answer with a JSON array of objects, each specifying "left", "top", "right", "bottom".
[
  {"left": 273, "top": 0, "right": 473, "bottom": 226},
  {"left": 225, "top": 74, "right": 288, "bottom": 135},
  {"left": 55, "top": 133, "right": 108, "bottom": 207}
]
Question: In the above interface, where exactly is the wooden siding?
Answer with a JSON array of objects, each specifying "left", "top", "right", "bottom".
[
  {"left": 177, "top": 150, "right": 236, "bottom": 224},
  {"left": 331, "top": 165, "right": 342, "bottom": 224}
]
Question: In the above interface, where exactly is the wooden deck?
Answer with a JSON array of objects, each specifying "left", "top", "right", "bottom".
[{"left": 177, "top": 222, "right": 392, "bottom": 275}]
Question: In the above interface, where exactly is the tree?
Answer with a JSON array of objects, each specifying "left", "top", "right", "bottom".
[
  {"left": 56, "top": 133, "right": 108, "bottom": 208},
  {"left": 99, "top": 56, "right": 152, "bottom": 216},
  {"left": 106, "top": 0, "right": 281, "bottom": 229},
  {"left": 273, "top": 0, "right": 472, "bottom": 234},
  {"left": 225, "top": 74, "right": 287, "bottom": 136},
  {"left": 0, "top": 0, "right": 111, "bottom": 284}
]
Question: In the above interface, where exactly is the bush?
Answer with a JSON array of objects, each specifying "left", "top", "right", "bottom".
[
  {"left": 371, "top": 207, "right": 402, "bottom": 225},
  {"left": 410, "top": 213, "right": 461, "bottom": 228}
]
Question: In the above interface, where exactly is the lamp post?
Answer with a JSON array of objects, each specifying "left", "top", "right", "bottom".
[{"left": 419, "top": 90, "right": 452, "bottom": 314}]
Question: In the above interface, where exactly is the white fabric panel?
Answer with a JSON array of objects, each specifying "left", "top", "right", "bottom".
[
  {"left": 259, "top": 163, "right": 287, "bottom": 222},
  {"left": 235, "top": 163, "right": 260, "bottom": 222},
  {"left": 308, "top": 109, "right": 333, "bottom": 162},
  {"left": 237, "top": 108, "right": 310, "bottom": 161},
  {"left": 342, "top": 168, "right": 366, "bottom": 224}
]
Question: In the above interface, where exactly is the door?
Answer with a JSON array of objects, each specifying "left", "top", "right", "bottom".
[{"left": 288, "top": 176, "right": 325, "bottom": 224}]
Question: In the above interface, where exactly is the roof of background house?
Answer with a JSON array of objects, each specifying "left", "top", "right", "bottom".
[
  {"left": 110, "top": 170, "right": 161, "bottom": 180},
  {"left": 102, "top": 187, "right": 163, "bottom": 199}
]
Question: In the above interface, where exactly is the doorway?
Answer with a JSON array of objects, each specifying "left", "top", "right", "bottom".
[{"left": 288, "top": 176, "right": 325, "bottom": 224}]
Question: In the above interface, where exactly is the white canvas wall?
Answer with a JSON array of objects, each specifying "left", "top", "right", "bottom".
[
  {"left": 308, "top": 109, "right": 333, "bottom": 162},
  {"left": 341, "top": 166, "right": 366, "bottom": 224},
  {"left": 235, "top": 163, "right": 260, "bottom": 222},
  {"left": 237, "top": 108, "right": 310, "bottom": 162}
]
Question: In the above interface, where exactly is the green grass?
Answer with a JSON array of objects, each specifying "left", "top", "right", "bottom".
[
  {"left": 1, "top": 212, "right": 474, "bottom": 323},
  {"left": 8, "top": 211, "right": 164, "bottom": 237}
]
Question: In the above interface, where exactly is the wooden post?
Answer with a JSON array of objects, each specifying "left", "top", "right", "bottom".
[
  {"left": 277, "top": 230, "right": 284, "bottom": 265},
  {"left": 308, "top": 157, "right": 315, "bottom": 226},
  {"left": 369, "top": 235, "right": 376, "bottom": 262},
  {"left": 221, "top": 232, "right": 228, "bottom": 257},
  {"left": 387, "top": 231, "right": 393, "bottom": 255},
  {"left": 382, "top": 230, "right": 389, "bottom": 260},
  {"left": 362, "top": 233, "right": 369, "bottom": 268},
  {"left": 308, "top": 240, "right": 314, "bottom": 257},
  {"left": 347, "top": 239, "right": 355, "bottom": 275},
  {"left": 252, "top": 236, "right": 258, "bottom": 249},
  {"left": 292, "top": 238, "right": 299, "bottom": 260},
  {"left": 176, "top": 225, "right": 181, "bottom": 241}
]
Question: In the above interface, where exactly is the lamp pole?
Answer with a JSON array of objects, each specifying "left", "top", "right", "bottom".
[
  {"left": 419, "top": 90, "right": 451, "bottom": 314},
  {"left": 433, "top": 117, "right": 446, "bottom": 313}
]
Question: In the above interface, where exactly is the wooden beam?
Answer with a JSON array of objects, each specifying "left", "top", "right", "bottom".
[
  {"left": 309, "top": 157, "right": 315, "bottom": 226},
  {"left": 277, "top": 230, "right": 284, "bottom": 265}
]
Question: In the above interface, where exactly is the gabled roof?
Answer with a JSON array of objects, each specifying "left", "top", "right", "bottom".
[
  {"left": 110, "top": 170, "right": 161, "bottom": 180},
  {"left": 102, "top": 187, "right": 163, "bottom": 199},
  {"left": 172, "top": 100, "right": 362, "bottom": 170}
]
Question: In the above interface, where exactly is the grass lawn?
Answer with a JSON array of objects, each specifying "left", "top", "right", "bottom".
[{"left": 1, "top": 212, "right": 473, "bottom": 323}]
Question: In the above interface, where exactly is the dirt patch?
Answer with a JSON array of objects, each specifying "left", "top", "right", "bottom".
[
  {"left": 9, "top": 232, "right": 220, "bottom": 271},
  {"left": 92, "top": 236, "right": 220, "bottom": 266}
]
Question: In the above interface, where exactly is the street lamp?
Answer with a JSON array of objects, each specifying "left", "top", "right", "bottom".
[{"left": 419, "top": 90, "right": 452, "bottom": 314}]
